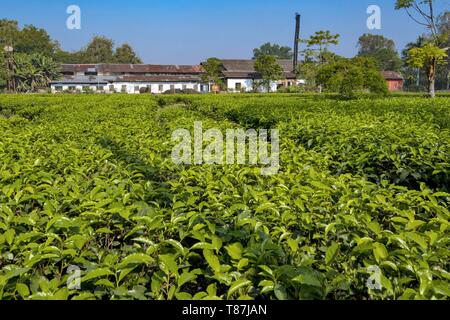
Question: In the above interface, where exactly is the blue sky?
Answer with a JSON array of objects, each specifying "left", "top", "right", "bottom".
[{"left": 2, "top": 0, "right": 449, "bottom": 64}]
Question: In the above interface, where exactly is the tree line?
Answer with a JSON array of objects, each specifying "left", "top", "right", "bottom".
[{"left": 0, "top": 19, "right": 142, "bottom": 92}]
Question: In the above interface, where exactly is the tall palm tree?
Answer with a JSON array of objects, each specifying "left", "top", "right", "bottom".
[
  {"left": 32, "top": 54, "right": 60, "bottom": 88},
  {"left": 13, "top": 53, "right": 60, "bottom": 92}
]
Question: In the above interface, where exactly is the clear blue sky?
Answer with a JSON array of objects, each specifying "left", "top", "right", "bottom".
[{"left": 2, "top": 0, "right": 449, "bottom": 64}]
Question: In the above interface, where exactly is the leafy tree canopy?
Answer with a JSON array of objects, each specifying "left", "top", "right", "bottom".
[
  {"left": 114, "top": 43, "right": 143, "bottom": 64},
  {"left": 201, "top": 58, "right": 225, "bottom": 87},
  {"left": 305, "top": 30, "right": 340, "bottom": 51},
  {"left": 317, "top": 56, "right": 388, "bottom": 99},
  {"left": 254, "top": 55, "right": 283, "bottom": 92},
  {"left": 0, "top": 20, "right": 58, "bottom": 56},
  {"left": 357, "top": 34, "right": 402, "bottom": 72},
  {"left": 81, "top": 36, "right": 115, "bottom": 64},
  {"left": 253, "top": 43, "right": 293, "bottom": 59}
]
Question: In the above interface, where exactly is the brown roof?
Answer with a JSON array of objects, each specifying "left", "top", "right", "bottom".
[
  {"left": 116, "top": 75, "right": 203, "bottom": 82},
  {"left": 223, "top": 71, "right": 297, "bottom": 79},
  {"left": 219, "top": 59, "right": 296, "bottom": 79},
  {"left": 220, "top": 59, "right": 294, "bottom": 72},
  {"left": 381, "top": 71, "right": 403, "bottom": 80},
  {"left": 61, "top": 64, "right": 204, "bottom": 74}
]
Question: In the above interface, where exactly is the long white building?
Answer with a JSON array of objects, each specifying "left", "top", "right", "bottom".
[
  {"left": 50, "top": 60, "right": 302, "bottom": 94},
  {"left": 51, "top": 64, "right": 209, "bottom": 94}
]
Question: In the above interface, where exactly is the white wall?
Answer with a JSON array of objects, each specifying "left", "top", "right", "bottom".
[
  {"left": 51, "top": 84, "right": 104, "bottom": 93},
  {"left": 227, "top": 79, "right": 254, "bottom": 92},
  {"left": 226, "top": 79, "right": 278, "bottom": 93},
  {"left": 51, "top": 82, "right": 208, "bottom": 94}
]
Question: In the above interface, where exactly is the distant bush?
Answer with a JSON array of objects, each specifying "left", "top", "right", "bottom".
[
  {"left": 277, "top": 85, "right": 303, "bottom": 93},
  {"left": 163, "top": 88, "right": 200, "bottom": 95},
  {"left": 317, "top": 57, "right": 388, "bottom": 99},
  {"left": 140, "top": 87, "right": 151, "bottom": 94}
]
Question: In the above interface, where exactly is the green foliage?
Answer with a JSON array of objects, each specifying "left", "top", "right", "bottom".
[
  {"left": 0, "top": 94, "right": 449, "bottom": 301},
  {"left": 253, "top": 43, "right": 293, "bottom": 60},
  {"left": 407, "top": 43, "right": 448, "bottom": 97},
  {"left": 0, "top": 19, "right": 19, "bottom": 48},
  {"left": 114, "top": 44, "right": 143, "bottom": 64},
  {"left": 201, "top": 58, "right": 225, "bottom": 88},
  {"left": 305, "top": 31, "right": 340, "bottom": 50},
  {"left": 303, "top": 31, "right": 340, "bottom": 65},
  {"left": 317, "top": 57, "right": 388, "bottom": 99},
  {"left": 0, "top": 20, "right": 58, "bottom": 57},
  {"left": 254, "top": 55, "right": 283, "bottom": 93},
  {"left": 407, "top": 44, "right": 448, "bottom": 69},
  {"left": 12, "top": 53, "right": 60, "bottom": 92},
  {"left": 81, "top": 36, "right": 115, "bottom": 64},
  {"left": 357, "top": 34, "right": 402, "bottom": 72}
]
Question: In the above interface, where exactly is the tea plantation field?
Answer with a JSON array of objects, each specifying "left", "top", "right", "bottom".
[{"left": 0, "top": 94, "right": 449, "bottom": 300}]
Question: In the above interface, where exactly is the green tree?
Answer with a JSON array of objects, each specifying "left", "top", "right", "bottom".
[
  {"left": 254, "top": 55, "right": 283, "bottom": 93},
  {"left": 0, "top": 21, "right": 59, "bottom": 56},
  {"left": 81, "top": 36, "right": 115, "bottom": 63},
  {"left": 297, "top": 61, "right": 318, "bottom": 92},
  {"left": 0, "top": 19, "right": 19, "bottom": 48},
  {"left": 304, "top": 30, "right": 340, "bottom": 64},
  {"left": 357, "top": 34, "right": 402, "bottom": 71},
  {"left": 201, "top": 58, "right": 225, "bottom": 90},
  {"left": 15, "top": 25, "right": 59, "bottom": 56},
  {"left": 395, "top": 0, "right": 448, "bottom": 96},
  {"left": 401, "top": 36, "right": 429, "bottom": 90},
  {"left": 407, "top": 43, "right": 448, "bottom": 97},
  {"left": 14, "top": 53, "right": 40, "bottom": 92},
  {"left": 253, "top": 43, "right": 293, "bottom": 59},
  {"left": 317, "top": 57, "right": 388, "bottom": 99},
  {"left": 437, "top": 11, "right": 450, "bottom": 89},
  {"left": 395, "top": 0, "right": 440, "bottom": 39},
  {"left": 297, "top": 52, "right": 343, "bottom": 92},
  {"left": 32, "top": 54, "right": 61, "bottom": 87},
  {"left": 13, "top": 53, "right": 60, "bottom": 92},
  {"left": 114, "top": 44, "right": 143, "bottom": 64},
  {"left": 53, "top": 49, "right": 85, "bottom": 64}
]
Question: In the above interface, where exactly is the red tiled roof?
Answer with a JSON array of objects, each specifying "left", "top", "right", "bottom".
[{"left": 381, "top": 71, "right": 404, "bottom": 80}]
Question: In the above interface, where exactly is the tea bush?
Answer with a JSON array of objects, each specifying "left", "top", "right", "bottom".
[{"left": 0, "top": 94, "right": 449, "bottom": 300}]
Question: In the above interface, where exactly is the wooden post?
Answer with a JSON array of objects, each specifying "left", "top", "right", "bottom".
[{"left": 4, "top": 46, "right": 15, "bottom": 93}]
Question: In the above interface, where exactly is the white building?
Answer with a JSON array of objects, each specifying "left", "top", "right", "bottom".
[
  {"left": 219, "top": 59, "right": 302, "bottom": 93},
  {"left": 51, "top": 60, "right": 302, "bottom": 94},
  {"left": 51, "top": 64, "right": 209, "bottom": 94}
]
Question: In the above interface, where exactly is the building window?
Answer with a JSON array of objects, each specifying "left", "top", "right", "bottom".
[
  {"left": 68, "top": 86, "right": 76, "bottom": 91},
  {"left": 182, "top": 84, "right": 187, "bottom": 90},
  {"left": 159, "top": 85, "right": 164, "bottom": 92},
  {"left": 121, "top": 85, "right": 127, "bottom": 93},
  {"left": 96, "top": 85, "right": 104, "bottom": 91},
  {"left": 82, "top": 86, "right": 90, "bottom": 92},
  {"left": 170, "top": 85, "right": 175, "bottom": 91},
  {"left": 134, "top": 86, "right": 140, "bottom": 92},
  {"left": 235, "top": 82, "right": 242, "bottom": 91},
  {"left": 109, "top": 85, "right": 115, "bottom": 92},
  {"left": 194, "top": 84, "right": 199, "bottom": 92},
  {"left": 54, "top": 86, "right": 63, "bottom": 92}
]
